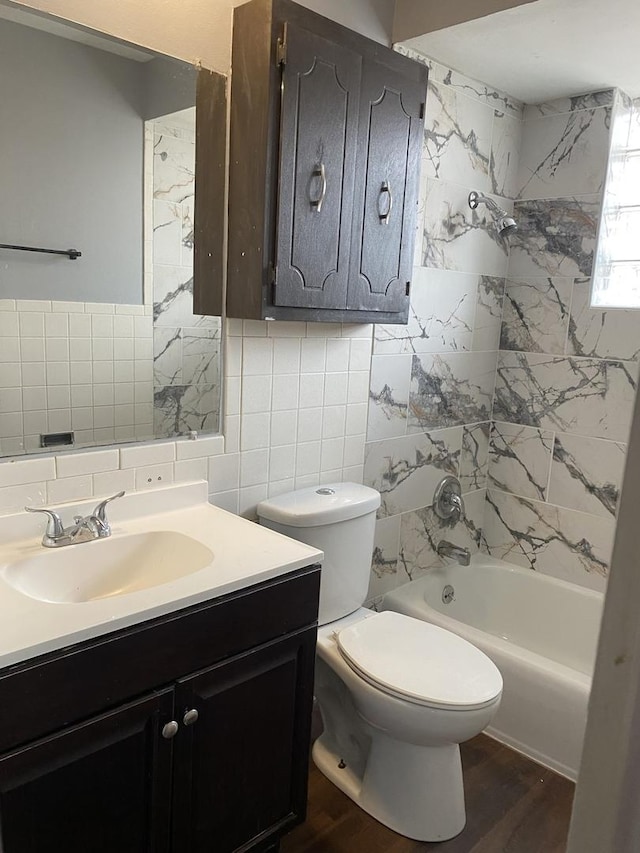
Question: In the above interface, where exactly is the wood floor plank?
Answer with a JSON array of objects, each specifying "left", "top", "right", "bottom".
[{"left": 282, "top": 735, "right": 574, "bottom": 853}]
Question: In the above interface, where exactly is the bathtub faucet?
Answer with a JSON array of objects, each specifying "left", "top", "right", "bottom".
[
  {"left": 433, "top": 475, "right": 465, "bottom": 522},
  {"left": 437, "top": 540, "right": 471, "bottom": 566}
]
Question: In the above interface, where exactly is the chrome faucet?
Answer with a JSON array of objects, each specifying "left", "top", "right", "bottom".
[
  {"left": 25, "top": 491, "right": 125, "bottom": 548},
  {"left": 433, "top": 475, "right": 465, "bottom": 522},
  {"left": 447, "top": 491, "right": 464, "bottom": 517},
  {"left": 437, "top": 540, "right": 471, "bottom": 566}
]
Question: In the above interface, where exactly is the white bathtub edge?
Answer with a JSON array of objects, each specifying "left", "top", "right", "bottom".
[
  {"left": 484, "top": 727, "right": 577, "bottom": 782},
  {"left": 382, "top": 563, "right": 598, "bottom": 781}
]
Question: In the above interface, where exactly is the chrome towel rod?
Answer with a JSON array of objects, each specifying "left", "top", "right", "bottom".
[{"left": 0, "top": 243, "right": 81, "bottom": 260}]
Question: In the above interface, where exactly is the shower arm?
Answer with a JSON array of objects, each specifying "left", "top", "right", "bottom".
[{"left": 468, "top": 191, "right": 507, "bottom": 218}]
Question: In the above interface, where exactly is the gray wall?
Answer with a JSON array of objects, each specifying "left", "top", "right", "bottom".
[
  {"left": 144, "top": 57, "right": 197, "bottom": 121},
  {"left": 299, "top": 0, "right": 394, "bottom": 44},
  {"left": 0, "top": 20, "right": 147, "bottom": 303}
]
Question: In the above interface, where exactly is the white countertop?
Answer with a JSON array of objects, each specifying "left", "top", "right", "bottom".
[{"left": 0, "top": 482, "right": 323, "bottom": 669}]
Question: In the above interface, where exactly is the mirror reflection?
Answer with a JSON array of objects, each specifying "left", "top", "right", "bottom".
[{"left": 0, "top": 6, "right": 223, "bottom": 456}]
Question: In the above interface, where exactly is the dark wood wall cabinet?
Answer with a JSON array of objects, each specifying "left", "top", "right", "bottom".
[
  {"left": 223, "top": 0, "right": 428, "bottom": 325},
  {"left": 0, "top": 565, "right": 320, "bottom": 853}
]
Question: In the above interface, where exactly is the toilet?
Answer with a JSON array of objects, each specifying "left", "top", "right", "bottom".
[{"left": 257, "top": 483, "right": 503, "bottom": 843}]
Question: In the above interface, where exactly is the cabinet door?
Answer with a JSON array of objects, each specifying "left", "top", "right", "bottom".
[
  {"left": 274, "top": 23, "right": 361, "bottom": 310},
  {"left": 347, "top": 59, "right": 425, "bottom": 315},
  {"left": 0, "top": 690, "right": 174, "bottom": 853},
  {"left": 172, "top": 628, "right": 317, "bottom": 853}
]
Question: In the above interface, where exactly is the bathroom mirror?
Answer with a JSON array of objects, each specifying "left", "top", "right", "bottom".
[{"left": 0, "top": 3, "right": 225, "bottom": 456}]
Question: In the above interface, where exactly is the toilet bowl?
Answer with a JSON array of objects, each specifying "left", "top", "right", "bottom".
[{"left": 257, "top": 484, "right": 503, "bottom": 842}]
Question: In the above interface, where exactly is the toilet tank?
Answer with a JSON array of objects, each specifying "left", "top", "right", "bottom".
[{"left": 257, "top": 484, "right": 380, "bottom": 626}]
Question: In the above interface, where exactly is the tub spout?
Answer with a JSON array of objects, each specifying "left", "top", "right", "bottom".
[{"left": 437, "top": 540, "right": 471, "bottom": 566}]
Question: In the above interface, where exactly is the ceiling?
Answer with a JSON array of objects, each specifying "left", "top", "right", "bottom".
[
  {"left": 0, "top": 2, "right": 155, "bottom": 61},
  {"left": 402, "top": 0, "right": 640, "bottom": 104}
]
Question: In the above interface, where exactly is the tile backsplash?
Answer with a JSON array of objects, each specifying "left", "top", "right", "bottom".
[
  {"left": 0, "top": 315, "right": 372, "bottom": 521},
  {"left": 0, "top": 435, "right": 223, "bottom": 515},
  {"left": 215, "top": 319, "right": 372, "bottom": 518},
  {"left": 0, "top": 299, "right": 155, "bottom": 455}
]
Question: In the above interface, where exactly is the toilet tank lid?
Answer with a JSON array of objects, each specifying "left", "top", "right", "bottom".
[{"left": 257, "top": 483, "right": 380, "bottom": 527}]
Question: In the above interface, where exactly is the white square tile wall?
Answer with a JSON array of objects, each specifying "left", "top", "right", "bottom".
[
  {"left": 0, "top": 299, "right": 154, "bottom": 455},
  {"left": 0, "top": 317, "right": 372, "bottom": 523},
  {"left": 208, "top": 320, "right": 372, "bottom": 518}
]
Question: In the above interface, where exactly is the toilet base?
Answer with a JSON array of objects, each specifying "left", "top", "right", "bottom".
[{"left": 312, "top": 730, "right": 466, "bottom": 842}]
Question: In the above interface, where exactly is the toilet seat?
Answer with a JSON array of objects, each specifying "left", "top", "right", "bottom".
[{"left": 336, "top": 611, "right": 503, "bottom": 711}]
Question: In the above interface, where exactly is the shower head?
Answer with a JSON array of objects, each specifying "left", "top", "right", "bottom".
[{"left": 468, "top": 190, "right": 518, "bottom": 238}]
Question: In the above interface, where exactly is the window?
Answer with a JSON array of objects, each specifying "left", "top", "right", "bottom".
[{"left": 591, "top": 91, "right": 640, "bottom": 308}]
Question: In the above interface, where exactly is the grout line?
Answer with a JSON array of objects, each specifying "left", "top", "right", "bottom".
[
  {"left": 490, "top": 482, "right": 616, "bottom": 523},
  {"left": 544, "top": 429, "right": 556, "bottom": 502},
  {"left": 563, "top": 277, "right": 576, "bottom": 356}
]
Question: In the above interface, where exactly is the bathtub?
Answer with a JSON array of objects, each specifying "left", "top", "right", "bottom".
[{"left": 381, "top": 555, "right": 604, "bottom": 780}]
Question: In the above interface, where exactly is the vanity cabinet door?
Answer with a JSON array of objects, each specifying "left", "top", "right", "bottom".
[
  {"left": 0, "top": 690, "right": 174, "bottom": 853},
  {"left": 346, "top": 59, "right": 425, "bottom": 317},
  {"left": 171, "top": 627, "right": 317, "bottom": 853},
  {"left": 273, "top": 23, "right": 361, "bottom": 310}
]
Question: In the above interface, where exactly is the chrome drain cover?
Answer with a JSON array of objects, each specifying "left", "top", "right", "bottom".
[{"left": 442, "top": 585, "right": 455, "bottom": 604}]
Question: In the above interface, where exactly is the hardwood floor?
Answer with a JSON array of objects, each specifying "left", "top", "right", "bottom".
[{"left": 282, "top": 735, "right": 575, "bottom": 853}]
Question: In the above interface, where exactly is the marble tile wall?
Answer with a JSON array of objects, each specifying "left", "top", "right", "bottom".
[
  {"left": 368, "top": 57, "right": 639, "bottom": 597},
  {"left": 151, "top": 114, "right": 221, "bottom": 439},
  {"left": 365, "top": 50, "right": 519, "bottom": 603},
  {"left": 485, "top": 88, "right": 640, "bottom": 591}
]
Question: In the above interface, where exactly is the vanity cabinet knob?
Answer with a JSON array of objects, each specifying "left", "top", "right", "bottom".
[
  {"left": 162, "top": 721, "right": 179, "bottom": 739},
  {"left": 183, "top": 709, "right": 199, "bottom": 726}
]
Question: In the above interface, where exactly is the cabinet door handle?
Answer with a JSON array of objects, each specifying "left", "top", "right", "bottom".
[
  {"left": 310, "top": 163, "right": 327, "bottom": 213},
  {"left": 183, "top": 709, "right": 199, "bottom": 726},
  {"left": 162, "top": 721, "right": 179, "bottom": 739},
  {"left": 378, "top": 181, "right": 393, "bottom": 224}
]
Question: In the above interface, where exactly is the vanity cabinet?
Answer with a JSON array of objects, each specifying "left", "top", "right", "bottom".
[
  {"left": 221, "top": 0, "right": 428, "bottom": 325},
  {"left": 0, "top": 565, "right": 320, "bottom": 853},
  {"left": 0, "top": 690, "right": 175, "bottom": 852},
  {"left": 172, "top": 633, "right": 312, "bottom": 852}
]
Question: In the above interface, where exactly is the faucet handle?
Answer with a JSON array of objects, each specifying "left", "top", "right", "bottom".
[
  {"left": 92, "top": 491, "right": 125, "bottom": 524},
  {"left": 449, "top": 491, "right": 466, "bottom": 517},
  {"left": 433, "top": 475, "right": 465, "bottom": 521},
  {"left": 25, "top": 506, "right": 64, "bottom": 539}
]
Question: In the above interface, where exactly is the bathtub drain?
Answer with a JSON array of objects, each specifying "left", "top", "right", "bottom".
[{"left": 442, "top": 585, "right": 455, "bottom": 604}]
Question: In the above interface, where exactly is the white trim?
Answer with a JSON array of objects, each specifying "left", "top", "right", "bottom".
[{"left": 567, "top": 382, "right": 640, "bottom": 851}]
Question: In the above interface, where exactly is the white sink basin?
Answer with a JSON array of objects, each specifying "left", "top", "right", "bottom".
[
  {"left": 1, "top": 531, "right": 214, "bottom": 603},
  {"left": 0, "top": 482, "right": 323, "bottom": 670}
]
